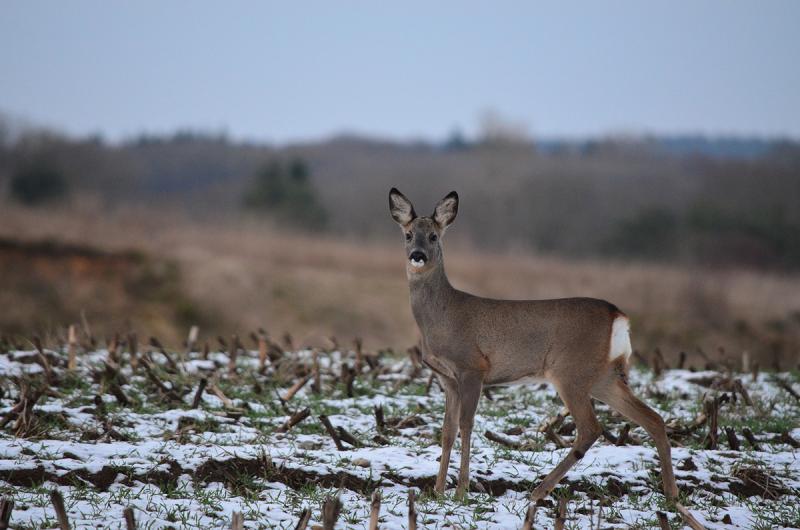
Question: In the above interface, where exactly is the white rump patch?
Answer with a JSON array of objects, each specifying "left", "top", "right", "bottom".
[{"left": 609, "top": 316, "right": 632, "bottom": 361}]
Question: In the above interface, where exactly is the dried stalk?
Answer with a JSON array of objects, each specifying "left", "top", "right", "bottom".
[
  {"left": 732, "top": 379, "right": 752, "bottom": 406},
  {"left": 139, "top": 357, "right": 181, "bottom": 402},
  {"left": 651, "top": 348, "right": 665, "bottom": 377},
  {"left": 336, "top": 426, "right": 363, "bottom": 447},
  {"left": 109, "top": 380, "right": 131, "bottom": 407},
  {"left": 107, "top": 334, "right": 120, "bottom": 364},
  {"left": 774, "top": 377, "right": 800, "bottom": 402},
  {"left": 293, "top": 508, "right": 311, "bottom": 530},
  {"left": 1, "top": 382, "right": 43, "bottom": 431},
  {"left": 539, "top": 407, "right": 570, "bottom": 434},
  {"left": 312, "top": 349, "right": 321, "bottom": 394},
  {"left": 374, "top": 405, "right": 386, "bottom": 433},
  {"left": 32, "top": 337, "right": 54, "bottom": 384},
  {"left": 50, "top": 489, "right": 70, "bottom": 530},
  {"left": 230, "top": 512, "right": 243, "bottom": 530},
  {"left": 741, "top": 351, "right": 750, "bottom": 373},
  {"left": 127, "top": 333, "right": 138, "bottom": 370},
  {"left": 227, "top": 335, "right": 240, "bottom": 376},
  {"left": 186, "top": 325, "right": 199, "bottom": 362},
  {"left": 407, "top": 489, "right": 417, "bottom": 530},
  {"left": 67, "top": 325, "right": 78, "bottom": 371},
  {"left": 321, "top": 494, "right": 341, "bottom": 530},
  {"left": 616, "top": 423, "right": 631, "bottom": 446},
  {"left": 369, "top": 490, "right": 381, "bottom": 530},
  {"left": 123, "top": 507, "right": 136, "bottom": 530},
  {"left": 545, "top": 425, "right": 569, "bottom": 449},
  {"left": 704, "top": 396, "right": 719, "bottom": 450},
  {"left": 149, "top": 337, "right": 179, "bottom": 373},
  {"left": 191, "top": 378, "right": 208, "bottom": 409},
  {"left": 258, "top": 331, "right": 268, "bottom": 372},
  {"left": 675, "top": 502, "right": 707, "bottom": 530},
  {"left": 485, "top": 430, "right": 521, "bottom": 449},
  {"left": 319, "top": 415, "right": 345, "bottom": 451},
  {"left": 282, "top": 375, "right": 311, "bottom": 401},
  {"left": 341, "top": 363, "right": 356, "bottom": 397},
  {"left": 282, "top": 332, "right": 294, "bottom": 351},
  {"left": 208, "top": 383, "right": 234, "bottom": 409},
  {"left": 354, "top": 337, "right": 364, "bottom": 373},
  {"left": 779, "top": 431, "right": 800, "bottom": 448},
  {"left": 725, "top": 427, "right": 741, "bottom": 451},
  {"left": 0, "top": 497, "right": 14, "bottom": 530},
  {"left": 276, "top": 407, "right": 310, "bottom": 434},
  {"left": 742, "top": 427, "right": 761, "bottom": 450}
]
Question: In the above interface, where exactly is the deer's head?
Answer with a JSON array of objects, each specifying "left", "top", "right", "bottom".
[{"left": 388, "top": 188, "right": 458, "bottom": 274}]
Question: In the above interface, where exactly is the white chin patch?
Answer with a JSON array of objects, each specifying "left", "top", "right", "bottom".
[{"left": 410, "top": 258, "right": 425, "bottom": 268}]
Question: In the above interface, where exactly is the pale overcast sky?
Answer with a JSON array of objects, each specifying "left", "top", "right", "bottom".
[{"left": 1, "top": 1, "right": 799, "bottom": 142}]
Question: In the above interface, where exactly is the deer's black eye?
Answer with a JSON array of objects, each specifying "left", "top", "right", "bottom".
[
  {"left": 429, "top": 233, "right": 438, "bottom": 242},
  {"left": 405, "top": 232, "right": 412, "bottom": 241}
]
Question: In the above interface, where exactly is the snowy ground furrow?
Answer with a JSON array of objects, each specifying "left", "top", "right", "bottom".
[{"left": 0, "top": 348, "right": 799, "bottom": 529}]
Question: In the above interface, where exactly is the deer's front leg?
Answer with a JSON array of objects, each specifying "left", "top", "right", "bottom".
[
  {"left": 435, "top": 377, "right": 459, "bottom": 494},
  {"left": 455, "top": 370, "right": 484, "bottom": 499}
]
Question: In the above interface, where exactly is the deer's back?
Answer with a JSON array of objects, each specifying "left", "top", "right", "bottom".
[{"left": 445, "top": 293, "right": 624, "bottom": 386}]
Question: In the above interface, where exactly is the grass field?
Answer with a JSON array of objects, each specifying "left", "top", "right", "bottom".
[
  {"left": 2, "top": 205, "right": 800, "bottom": 370},
  {"left": 1, "top": 338, "right": 799, "bottom": 529}
]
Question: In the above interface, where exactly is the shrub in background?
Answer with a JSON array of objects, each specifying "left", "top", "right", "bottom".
[
  {"left": 10, "top": 161, "right": 68, "bottom": 206},
  {"left": 243, "top": 157, "right": 328, "bottom": 230}
]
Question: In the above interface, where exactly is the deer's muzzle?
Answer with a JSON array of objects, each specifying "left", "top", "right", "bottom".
[{"left": 409, "top": 250, "right": 427, "bottom": 268}]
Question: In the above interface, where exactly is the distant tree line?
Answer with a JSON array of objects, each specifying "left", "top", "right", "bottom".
[{"left": 1, "top": 114, "right": 799, "bottom": 270}]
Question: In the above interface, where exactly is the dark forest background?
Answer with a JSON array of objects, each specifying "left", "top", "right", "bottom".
[{"left": 2, "top": 112, "right": 799, "bottom": 271}]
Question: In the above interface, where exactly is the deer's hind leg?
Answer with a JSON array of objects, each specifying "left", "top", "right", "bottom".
[
  {"left": 531, "top": 381, "right": 603, "bottom": 502},
  {"left": 592, "top": 374, "right": 679, "bottom": 500}
]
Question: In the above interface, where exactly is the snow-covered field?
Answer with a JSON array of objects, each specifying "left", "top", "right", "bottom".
[{"left": 0, "top": 345, "right": 798, "bottom": 529}]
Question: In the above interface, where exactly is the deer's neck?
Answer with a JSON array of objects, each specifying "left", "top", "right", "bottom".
[{"left": 408, "top": 261, "right": 456, "bottom": 331}]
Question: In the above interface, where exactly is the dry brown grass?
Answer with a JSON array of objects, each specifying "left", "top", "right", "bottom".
[{"left": 2, "top": 204, "right": 799, "bottom": 366}]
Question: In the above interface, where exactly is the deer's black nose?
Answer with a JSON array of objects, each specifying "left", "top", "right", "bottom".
[{"left": 409, "top": 251, "right": 427, "bottom": 263}]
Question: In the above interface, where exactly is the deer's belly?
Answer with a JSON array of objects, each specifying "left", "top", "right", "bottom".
[{"left": 485, "top": 373, "right": 548, "bottom": 387}]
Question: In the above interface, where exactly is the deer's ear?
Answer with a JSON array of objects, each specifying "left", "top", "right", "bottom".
[
  {"left": 389, "top": 188, "right": 416, "bottom": 225},
  {"left": 433, "top": 191, "right": 459, "bottom": 230}
]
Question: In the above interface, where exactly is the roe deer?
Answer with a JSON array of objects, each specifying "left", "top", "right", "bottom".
[{"left": 388, "top": 188, "right": 682, "bottom": 504}]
